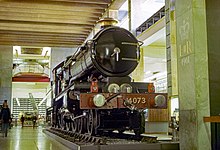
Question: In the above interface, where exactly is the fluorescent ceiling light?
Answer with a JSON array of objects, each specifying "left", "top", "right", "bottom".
[
  {"left": 13, "top": 46, "right": 21, "bottom": 55},
  {"left": 144, "top": 71, "right": 167, "bottom": 82},
  {"left": 42, "top": 47, "right": 51, "bottom": 56},
  {"left": 40, "top": 60, "right": 49, "bottom": 63},
  {"left": 145, "top": 71, "right": 151, "bottom": 75}
]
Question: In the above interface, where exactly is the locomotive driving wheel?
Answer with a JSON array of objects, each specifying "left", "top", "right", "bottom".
[
  {"left": 76, "top": 118, "right": 83, "bottom": 133},
  {"left": 86, "top": 110, "right": 99, "bottom": 135},
  {"left": 70, "top": 114, "right": 84, "bottom": 133},
  {"left": 58, "top": 113, "right": 71, "bottom": 131},
  {"left": 70, "top": 114, "right": 77, "bottom": 132},
  {"left": 86, "top": 110, "right": 94, "bottom": 135},
  {"left": 58, "top": 113, "right": 65, "bottom": 130},
  {"left": 64, "top": 117, "right": 71, "bottom": 131}
]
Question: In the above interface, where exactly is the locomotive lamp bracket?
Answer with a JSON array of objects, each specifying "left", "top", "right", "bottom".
[{"left": 111, "top": 47, "right": 121, "bottom": 61}]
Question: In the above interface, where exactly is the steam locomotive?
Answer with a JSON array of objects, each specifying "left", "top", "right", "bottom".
[{"left": 51, "top": 21, "right": 167, "bottom": 136}]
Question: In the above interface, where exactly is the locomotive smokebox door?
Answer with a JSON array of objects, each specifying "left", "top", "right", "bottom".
[{"left": 91, "top": 27, "right": 141, "bottom": 77}]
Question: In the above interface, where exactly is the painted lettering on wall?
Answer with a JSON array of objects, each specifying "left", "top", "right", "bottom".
[
  {"left": 179, "top": 41, "right": 192, "bottom": 66},
  {"left": 178, "top": 19, "right": 193, "bottom": 66}
]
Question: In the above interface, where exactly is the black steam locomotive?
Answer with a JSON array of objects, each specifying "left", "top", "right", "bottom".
[{"left": 51, "top": 23, "right": 167, "bottom": 136}]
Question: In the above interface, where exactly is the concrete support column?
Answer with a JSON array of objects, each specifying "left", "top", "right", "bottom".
[
  {"left": 175, "top": 0, "right": 211, "bottom": 149},
  {"left": 206, "top": 1, "right": 220, "bottom": 149},
  {"left": 0, "top": 46, "right": 13, "bottom": 107},
  {"left": 165, "top": 0, "right": 178, "bottom": 97}
]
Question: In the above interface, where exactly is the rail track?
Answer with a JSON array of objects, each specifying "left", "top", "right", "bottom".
[
  {"left": 44, "top": 127, "right": 179, "bottom": 150},
  {"left": 46, "top": 127, "right": 159, "bottom": 145}
]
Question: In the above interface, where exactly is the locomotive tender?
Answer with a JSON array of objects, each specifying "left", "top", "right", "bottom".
[{"left": 52, "top": 22, "right": 167, "bottom": 136}]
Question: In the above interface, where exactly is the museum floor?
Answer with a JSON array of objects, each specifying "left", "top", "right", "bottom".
[{"left": 0, "top": 126, "right": 70, "bottom": 150}]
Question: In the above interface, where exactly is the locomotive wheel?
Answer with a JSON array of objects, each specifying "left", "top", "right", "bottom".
[
  {"left": 86, "top": 110, "right": 94, "bottom": 135},
  {"left": 58, "top": 114, "right": 65, "bottom": 130},
  {"left": 133, "top": 111, "right": 145, "bottom": 137},
  {"left": 81, "top": 116, "right": 87, "bottom": 134},
  {"left": 71, "top": 114, "right": 83, "bottom": 133},
  {"left": 70, "top": 115, "right": 77, "bottom": 132},
  {"left": 118, "top": 129, "right": 125, "bottom": 134},
  {"left": 93, "top": 110, "right": 99, "bottom": 135},
  {"left": 77, "top": 118, "right": 83, "bottom": 133},
  {"left": 65, "top": 121, "right": 71, "bottom": 131},
  {"left": 134, "top": 129, "right": 141, "bottom": 137},
  {"left": 58, "top": 113, "right": 72, "bottom": 131}
]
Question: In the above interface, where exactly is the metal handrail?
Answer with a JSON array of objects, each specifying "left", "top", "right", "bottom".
[
  {"left": 13, "top": 63, "right": 49, "bottom": 76},
  {"left": 136, "top": 6, "right": 165, "bottom": 36}
]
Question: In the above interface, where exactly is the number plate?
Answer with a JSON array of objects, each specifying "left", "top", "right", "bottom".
[
  {"left": 119, "top": 93, "right": 167, "bottom": 109},
  {"left": 80, "top": 93, "right": 167, "bottom": 109}
]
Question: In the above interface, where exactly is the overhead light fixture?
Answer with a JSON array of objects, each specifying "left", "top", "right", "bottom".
[
  {"left": 153, "top": 0, "right": 165, "bottom": 3},
  {"left": 26, "top": 82, "right": 36, "bottom": 85},
  {"left": 42, "top": 47, "right": 51, "bottom": 56},
  {"left": 144, "top": 71, "right": 167, "bottom": 82},
  {"left": 13, "top": 46, "right": 21, "bottom": 55},
  {"left": 145, "top": 71, "right": 151, "bottom": 75}
]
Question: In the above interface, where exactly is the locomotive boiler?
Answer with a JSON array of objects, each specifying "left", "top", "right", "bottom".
[{"left": 52, "top": 20, "right": 167, "bottom": 136}]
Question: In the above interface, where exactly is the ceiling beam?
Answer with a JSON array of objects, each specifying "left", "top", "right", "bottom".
[
  {"left": 109, "top": 0, "right": 127, "bottom": 9},
  {"left": 0, "top": 22, "right": 92, "bottom": 34},
  {"left": 0, "top": 37, "right": 84, "bottom": 43},
  {"left": 1, "top": 34, "right": 86, "bottom": 41},
  {"left": 0, "top": 6, "right": 103, "bottom": 16},
  {"left": 0, "top": 40, "right": 81, "bottom": 47},
  {"left": 0, "top": 18, "right": 95, "bottom": 27},
  {"left": 0, "top": 0, "right": 114, "bottom": 47},
  {"left": 0, "top": 39, "right": 82, "bottom": 44},
  {"left": 0, "top": 1, "right": 106, "bottom": 12},
  {"left": 44, "top": 0, "right": 112, "bottom": 4},
  {"left": 6, "top": 0, "right": 112, "bottom": 5},
  {"left": 0, "top": 30, "right": 88, "bottom": 37},
  {"left": 0, "top": 11, "right": 100, "bottom": 25}
]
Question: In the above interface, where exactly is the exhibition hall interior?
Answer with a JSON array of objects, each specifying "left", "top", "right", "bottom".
[{"left": 0, "top": 0, "right": 219, "bottom": 150}]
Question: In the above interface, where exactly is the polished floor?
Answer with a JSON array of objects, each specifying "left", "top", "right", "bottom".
[
  {"left": 0, "top": 126, "right": 70, "bottom": 150},
  {"left": 0, "top": 126, "right": 173, "bottom": 150}
]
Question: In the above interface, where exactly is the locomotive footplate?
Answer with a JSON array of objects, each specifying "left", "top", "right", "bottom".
[{"left": 80, "top": 93, "right": 167, "bottom": 109}]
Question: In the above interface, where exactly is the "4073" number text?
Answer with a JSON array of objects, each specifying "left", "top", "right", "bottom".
[{"left": 125, "top": 97, "right": 146, "bottom": 104}]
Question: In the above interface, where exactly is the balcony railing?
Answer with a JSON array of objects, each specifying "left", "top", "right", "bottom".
[
  {"left": 136, "top": 6, "right": 165, "bottom": 36},
  {"left": 13, "top": 62, "right": 49, "bottom": 77}
]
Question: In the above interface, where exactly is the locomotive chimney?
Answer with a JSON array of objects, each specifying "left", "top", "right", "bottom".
[{"left": 97, "top": 17, "right": 118, "bottom": 29}]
